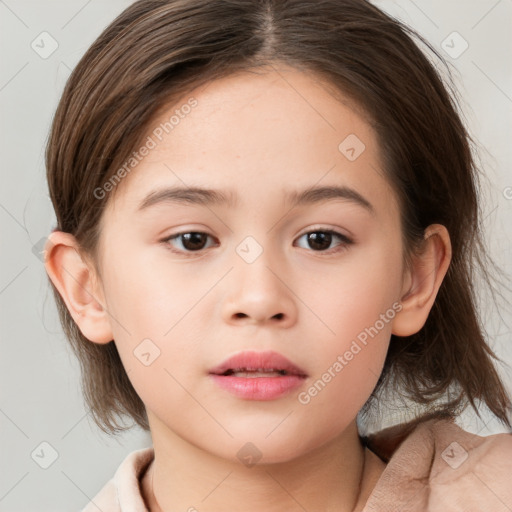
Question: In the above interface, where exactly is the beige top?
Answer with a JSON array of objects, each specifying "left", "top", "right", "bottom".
[{"left": 82, "top": 418, "right": 512, "bottom": 511}]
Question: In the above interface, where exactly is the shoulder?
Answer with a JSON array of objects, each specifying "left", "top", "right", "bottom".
[
  {"left": 362, "top": 418, "right": 512, "bottom": 511},
  {"left": 424, "top": 419, "right": 512, "bottom": 509},
  {"left": 416, "top": 418, "right": 512, "bottom": 476},
  {"left": 81, "top": 447, "right": 154, "bottom": 512},
  {"left": 415, "top": 417, "right": 512, "bottom": 474}
]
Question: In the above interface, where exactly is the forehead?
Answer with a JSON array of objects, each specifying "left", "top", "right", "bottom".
[
  {"left": 102, "top": 64, "right": 394, "bottom": 219},
  {"left": 152, "top": 65, "right": 376, "bottom": 162}
]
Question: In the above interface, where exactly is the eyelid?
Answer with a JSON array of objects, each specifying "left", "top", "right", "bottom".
[{"left": 296, "top": 224, "right": 353, "bottom": 240}]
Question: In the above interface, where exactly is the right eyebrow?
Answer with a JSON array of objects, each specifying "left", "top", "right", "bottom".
[{"left": 137, "top": 186, "right": 239, "bottom": 211}]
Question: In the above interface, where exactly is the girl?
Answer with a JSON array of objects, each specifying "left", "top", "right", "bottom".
[{"left": 44, "top": 0, "right": 512, "bottom": 510}]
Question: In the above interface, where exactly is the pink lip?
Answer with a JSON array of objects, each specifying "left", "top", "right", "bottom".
[{"left": 208, "top": 350, "right": 308, "bottom": 401}]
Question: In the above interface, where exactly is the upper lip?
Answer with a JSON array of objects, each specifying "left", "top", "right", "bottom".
[{"left": 209, "top": 350, "right": 308, "bottom": 377}]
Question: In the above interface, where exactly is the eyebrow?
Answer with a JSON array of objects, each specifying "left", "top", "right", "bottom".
[{"left": 137, "top": 184, "right": 374, "bottom": 214}]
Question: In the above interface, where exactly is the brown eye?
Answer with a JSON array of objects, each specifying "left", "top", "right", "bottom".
[
  {"left": 295, "top": 230, "right": 353, "bottom": 253},
  {"left": 307, "top": 232, "right": 333, "bottom": 251},
  {"left": 179, "top": 232, "right": 208, "bottom": 251},
  {"left": 163, "top": 232, "right": 215, "bottom": 253}
]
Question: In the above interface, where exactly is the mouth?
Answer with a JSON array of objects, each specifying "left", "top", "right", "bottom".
[
  {"left": 219, "top": 368, "right": 292, "bottom": 377},
  {"left": 208, "top": 350, "right": 308, "bottom": 400},
  {"left": 208, "top": 350, "right": 308, "bottom": 378}
]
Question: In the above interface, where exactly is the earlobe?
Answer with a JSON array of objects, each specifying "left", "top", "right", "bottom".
[
  {"left": 392, "top": 224, "right": 452, "bottom": 337},
  {"left": 44, "top": 231, "right": 113, "bottom": 344}
]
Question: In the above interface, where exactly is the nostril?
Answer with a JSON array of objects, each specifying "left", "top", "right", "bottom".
[{"left": 231, "top": 312, "right": 284, "bottom": 320}]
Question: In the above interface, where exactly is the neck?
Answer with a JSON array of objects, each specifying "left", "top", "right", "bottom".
[{"left": 141, "top": 417, "right": 385, "bottom": 512}]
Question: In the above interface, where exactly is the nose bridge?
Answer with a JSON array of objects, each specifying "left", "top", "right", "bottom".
[
  {"left": 236, "top": 235, "right": 280, "bottom": 293},
  {"left": 222, "top": 233, "right": 297, "bottom": 325}
]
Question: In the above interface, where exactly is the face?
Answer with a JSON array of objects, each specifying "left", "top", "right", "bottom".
[{"left": 94, "top": 65, "right": 407, "bottom": 463}]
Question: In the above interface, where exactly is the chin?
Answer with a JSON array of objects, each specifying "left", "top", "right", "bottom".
[{"left": 207, "top": 426, "right": 320, "bottom": 467}]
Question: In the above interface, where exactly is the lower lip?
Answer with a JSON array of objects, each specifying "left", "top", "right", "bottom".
[{"left": 209, "top": 374, "right": 306, "bottom": 400}]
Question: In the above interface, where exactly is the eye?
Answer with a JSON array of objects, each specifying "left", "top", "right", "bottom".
[
  {"left": 162, "top": 232, "right": 217, "bottom": 254},
  {"left": 294, "top": 229, "right": 353, "bottom": 253},
  {"left": 161, "top": 229, "right": 353, "bottom": 256}
]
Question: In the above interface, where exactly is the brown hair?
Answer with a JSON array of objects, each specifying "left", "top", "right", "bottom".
[{"left": 46, "top": 0, "right": 511, "bottom": 435}]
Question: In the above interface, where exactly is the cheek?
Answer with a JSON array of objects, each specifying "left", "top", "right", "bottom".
[
  {"left": 101, "top": 244, "right": 213, "bottom": 337},
  {"left": 301, "top": 240, "right": 403, "bottom": 343},
  {"left": 294, "top": 240, "right": 402, "bottom": 405},
  {"left": 295, "top": 295, "right": 394, "bottom": 447},
  {"left": 300, "top": 284, "right": 394, "bottom": 410},
  {"left": 291, "top": 338, "right": 387, "bottom": 455},
  {"left": 98, "top": 250, "right": 210, "bottom": 399}
]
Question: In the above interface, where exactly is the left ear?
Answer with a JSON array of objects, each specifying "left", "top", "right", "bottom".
[{"left": 392, "top": 224, "right": 452, "bottom": 337}]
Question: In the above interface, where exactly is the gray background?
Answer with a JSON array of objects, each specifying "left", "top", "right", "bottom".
[{"left": 0, "top": 1, "right": 511, "bottom": 510}]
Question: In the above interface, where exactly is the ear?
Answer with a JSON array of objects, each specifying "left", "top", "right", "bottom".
[
  {"left": 392, "top": 224, "right": 452, "bottom": 337},
  {"left": 44, "top": 231, "right": 113, "bottom": 344}
]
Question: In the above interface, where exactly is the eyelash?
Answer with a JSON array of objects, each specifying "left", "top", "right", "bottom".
[{"left": 160, "top": 228, "right": 353, "bottom": 257}]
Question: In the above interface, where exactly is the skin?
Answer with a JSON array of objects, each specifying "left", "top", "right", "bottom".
[{"left": 45, "top": 64, "right": 451, "bottom": 511}]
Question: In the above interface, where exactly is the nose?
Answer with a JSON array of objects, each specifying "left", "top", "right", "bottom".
[{"left": 221, "top": 244, "right": 298, "bottom": 328}]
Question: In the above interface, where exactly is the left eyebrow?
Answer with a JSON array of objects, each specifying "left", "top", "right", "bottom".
[
  {"left": 137, "top": 184, "right": 374, "bottom": 215},
  {"left": 285, "top": 185, "right": 374, "bottom": 215}
]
